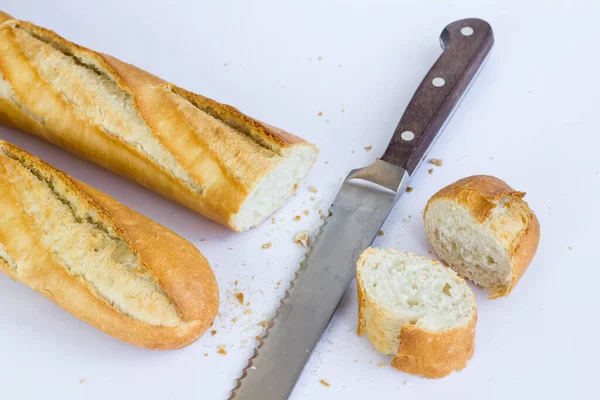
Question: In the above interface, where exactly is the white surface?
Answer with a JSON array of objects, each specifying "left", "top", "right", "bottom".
[{"left": 0, "top": 0, "right": 597, "bottom": 399}]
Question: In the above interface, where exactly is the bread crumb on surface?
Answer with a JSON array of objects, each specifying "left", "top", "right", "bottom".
[
  {"left": 235, "top": 292, "right": 245, "bottom": 304},
  {"left": 234, "top": 280, "right": 238, "bottom": 286},
  {"left": 568, "top": 246, "right": 573, "bottom": 251},
  {"left": 217, "top": 347, "right": 227, "bottom": 356},
  {"left": 364, "top": 146, "right": 372, "bottom": 151},
  {"left": 318, "top": 111, "right": 323, "bottom": 116},
  {"left": 271, "top": 218, "right": 276, "bottom": 224},
  {"left": 80, "top": 379, "right": 85, "bottom": 384},
  {"left": 310, "top": 196, "right": 316, "bottom": 201},
  {"left": 211, "top": 330, "right": 217, "bottom": 336},
  {"left": 430, "top": 158, "right": 443, "bottom": 167},
  {"left": 204, "top": 353, "right": 208, "bottom": 357},
  {"left": 231, "top": 317, "right": 238, "bottom": 324},
  {"left": 258, "top": 321, "right": 268, "bottom": 328},
  {"left": 428, "top": 168, "right": 434, "bottom": 174},
  {"left": 378, "top": 362, "right": 385, "bottom": 368},
  {"left": 378, "top": 230, "right": 384, "bottom": 236},
  {"left": 294, "top": 215, "right": 301, "bottom": 221},
  {"left": 262, "top": 242, "right": 272, "bottom": 249},
  {"left": 244, "top": 309, "right": 253, "bottom": 315},
  {"left": 294, "top": 231, "right": 310, "bottom": 247},
  {"left": 309, "top": 185, "right": 318, "bottom": 193},
  {"left": 406, "top": 186, "right": 413, "bottom": 193},
  {"left": 320, "top": 379, "right": 331, "bottom": 387},
  {"left": 303, "top": 210, "right": 310, "bottom": 216}
]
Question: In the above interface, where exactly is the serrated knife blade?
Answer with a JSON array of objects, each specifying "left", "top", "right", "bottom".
[{"left": 230, "top": 18, "right": 494, "bottom": 400}]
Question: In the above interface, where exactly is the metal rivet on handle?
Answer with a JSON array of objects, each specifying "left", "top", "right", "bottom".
[
  {"left": 461, "top": 26, "right": 474, "bottom": 36},
  {"left": 432, "top": 77, "right": 445, "bottom": 87},
  {"left": 400, "top": 131, "right": 415, "bottom": 141}
]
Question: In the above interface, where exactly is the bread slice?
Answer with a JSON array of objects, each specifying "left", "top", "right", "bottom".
[
  {"left": 0, "top": 12, "right": 317, "bottom": 232},
  {"left": 424, "top": 175, "right": 540, "bottom": 299},
  {"left": 357, "top": 248, "right": 476, "bottom": 378},
  {"left": 0, "top": 140, "right": 219, "bottom": 349}
]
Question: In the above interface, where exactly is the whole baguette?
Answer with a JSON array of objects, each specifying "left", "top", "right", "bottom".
[
  {"left": 0, "top": 12, "right": 318, "bottom": 232},
  {"left": 0, "top": 139, "right": 219, "bottom": 349},
  {"left": 424, "top": 175, "right": 540, "bottom": 299}
]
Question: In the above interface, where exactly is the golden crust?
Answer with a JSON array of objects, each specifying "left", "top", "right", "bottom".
[
  {"left": 425, "top": 175, "right": 540, "bottom": 298},
  {"left": 357, "top": 248, "right": 476, "bottom": 378},
  {"left": 391, "top": 313, "right": 476, "bottom": 378},
  {"left": 0, "top": 140, "right": 219, "bottom": 349},
  {"left": 0, "top": 14, "right": 317, "bottom": 231}
]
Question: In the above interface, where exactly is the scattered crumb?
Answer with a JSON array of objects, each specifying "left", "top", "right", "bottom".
[
  {"left": 244, "top": 309, "right": 252, "bottom": 315},
  {"left": 428, "top": 168, "right": 434, "bottom": 175},
  {"left": 364, "top": 146, "right": 372, "bottom": 152},
  {"left": 294, "top": 215, "right": 301, "bottom": 221},
  {"left": 303, "top": 210, "right": 310, "bottom": 216},
  {"left": 428, "top": 250, "right": 433, "bottom": 255},
  {"left": 378, "top": 362, "right": 385, "bottom": 368},
  {"left": 228, "top": 247, "right": 233, "bottom": 250},
  {"left": 200, "top": 239, "right": 206, "bottom": 242},
  {"left": 204, "top": 353, "right": 208, "bottom": 357},
  {"left": 318, "top": 210, "right": 322, "bottom": 215},
  {"left": 80, "top": 378, "right": 86, "bottom": 384},
  {"left": 235, "top": 293, "right": 245, "bottom": 304},
  {"left": 234, "top": 280, "right": 238, "bottom": 286},
  {"left": 294, "top": 231, "right": 310, "bottom": 247},
  {"left": 430, "top": 158, "right": 443, "bottom": 167},
  {"left": 354, "top": 360, "right": 359, "bottom": 363},
  {"left": 320, "top": 379, "right": 331, "bottom": 387},
  {"left": 406, "top": 186, "right": 413, "bottom": 193},
  {"left": 262, "top": 242, "right": 272, "bottom": 249},
  {"left": 211, "top": 330, "right": 217, "bottom": 336},
  {"left": 271, "top": 218, "right": 276, "bottom": 224},
  {"left": 378, "top": 230, "right": 384, "bottom": 236},
  {"left": 255, "top": 336, "right": 260, "bottom": 340},
  {"left": 217, "top": 347, "right": 227, "bottom": 356},
  {"left": 568, "top": 246, "right": 573, "bottom": 251},
  {"left": 318, "top": 111, "right": 323, "bottom": 116},
  {"left": 408, "top": 215, "right": 412, "bottom": 218},
  {"left": 309, "top": 185, "right": 318, "bottom": 193},
  {"left": 310, "top": 196, "right": 316, "bottom": 201},
  {"left": 231, "top": 317, "right": 238, "bottom": 324},
  {"left": 325, "top": 161, "right": 329, "bottom": 164},
  {"left": 276, "top": 281, "right": 281, "bottom": 288},
  {"left": 258, "top": 321, "right": 268, "bottom": 328}
]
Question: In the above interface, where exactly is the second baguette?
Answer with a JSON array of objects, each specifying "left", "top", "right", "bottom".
[
  {"left": 0, "top": 140, "right": 219, "bottom": 349},
  {"left": 0, "top": 12, "right": 318, "bottom": 232}
]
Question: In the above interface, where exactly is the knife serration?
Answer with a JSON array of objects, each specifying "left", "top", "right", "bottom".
[{"left": 229, "top": 161, "right": 408, "bottom": 400}]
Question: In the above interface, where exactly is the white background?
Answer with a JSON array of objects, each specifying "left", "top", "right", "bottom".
[{"left": 0, "top": 1, "right": 597, "bottom": 399}]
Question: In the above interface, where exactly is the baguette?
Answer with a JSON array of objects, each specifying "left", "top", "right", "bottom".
[
  {"left": 0, "top": 140, "right": 219, "bottom": 349},
  {"left": 424, "top": 175, "right": 540, "bottom": 299},
  {"left": 357, "top": 248, "right": 476, "bottom": 378},
  {"left": 0, "top": 12, "right": 318, "bottom": 232}
]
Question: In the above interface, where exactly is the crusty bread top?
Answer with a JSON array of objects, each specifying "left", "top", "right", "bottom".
[
  {"left": 425, "top": 175, "right": 540, "bottom": 298},
  {"left": 0, "top": 11, "right": 318, "bottom": 230}
]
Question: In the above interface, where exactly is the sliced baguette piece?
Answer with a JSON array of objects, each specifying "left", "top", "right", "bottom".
[
  {"left": 357, "top": 248, "right": 477, "bottom": 378},
  {"left": 424, "top": 175, "right": 540, "bottom": 299},
  {"left": 0, "top": 12, "right": 317, "bottom": 232},
  {"left": 0, "top": 140, "right": 219, "bottom": 349}
]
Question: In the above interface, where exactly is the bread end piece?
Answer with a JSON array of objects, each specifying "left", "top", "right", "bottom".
[
  {"left": 357, "top": 248, "right": 476, "bottom": 378},
  {"left": 424, "top": 175, "right": 540, "bottom": 299}
]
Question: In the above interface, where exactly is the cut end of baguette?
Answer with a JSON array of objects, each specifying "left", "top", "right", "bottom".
[
  {"left": 231, "top": 144, "right": 317, "bottom": 231},
  {"left": 424, "top": 175, "right": 540, "bottom": 299},
  {"left": 357, "top": 248, "right": 476, "bottom": 378}
]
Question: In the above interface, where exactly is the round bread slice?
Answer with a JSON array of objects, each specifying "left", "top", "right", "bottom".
[
  {"left": 357, "top": 248, "right": 477, "bottom": 378},
  {"left": 424, "top": 175, "right": 540, "bottom": 299}
]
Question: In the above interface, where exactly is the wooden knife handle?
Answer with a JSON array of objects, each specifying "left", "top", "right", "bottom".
[{"left": 381, "top": 18, "right": 494, "bottom": 174}]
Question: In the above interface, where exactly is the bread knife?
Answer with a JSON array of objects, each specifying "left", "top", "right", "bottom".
[{"left": 230, "top": 18, "right": 494, "bottom": 400}]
